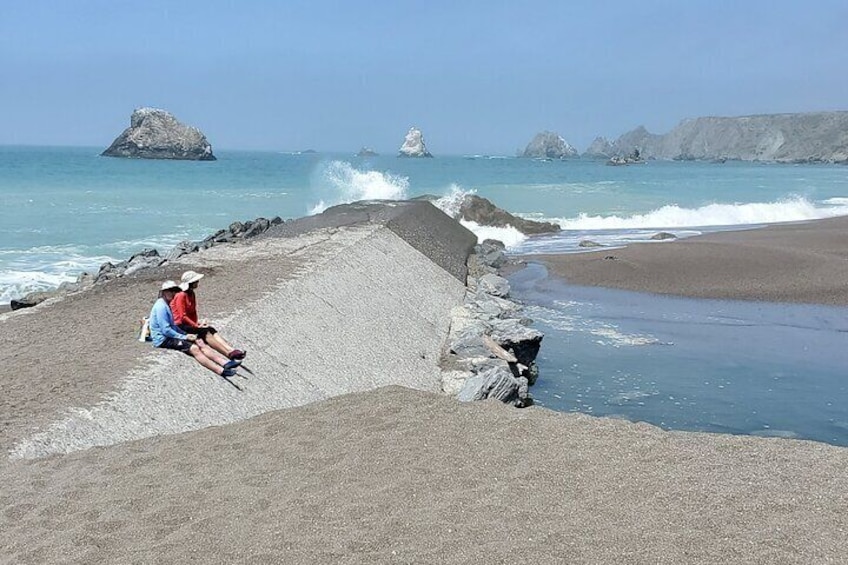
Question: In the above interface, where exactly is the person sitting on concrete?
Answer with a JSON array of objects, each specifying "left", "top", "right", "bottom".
[
  {"left": 148, "top": 280, "right": 241, "bottom": 377},
  {"left": 171, "top": 270, "right": 246, "bottom": 360}
]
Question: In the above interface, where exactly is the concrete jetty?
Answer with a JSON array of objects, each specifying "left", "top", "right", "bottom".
[{"left": 2, "top": 200, "right": 476, "bottom": 459}]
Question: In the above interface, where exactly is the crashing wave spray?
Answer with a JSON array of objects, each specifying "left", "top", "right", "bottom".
[
  {"left": 309, "top": 161, "right": 409, "bottom": 214},
  {"left": 433, "top": 185, "right": 528, "bottom": 249}
]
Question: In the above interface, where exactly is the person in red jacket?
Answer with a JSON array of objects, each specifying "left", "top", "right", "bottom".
[{"left": 171, "top": 270, "right": 246, "bottom": 360}]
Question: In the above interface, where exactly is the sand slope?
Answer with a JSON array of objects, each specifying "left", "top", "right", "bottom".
[{"left": 2, "top": 386, "right": 847, "bottom": 564}]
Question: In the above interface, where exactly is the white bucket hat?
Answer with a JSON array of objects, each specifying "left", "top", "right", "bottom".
[
  {"left": 160, "top": 280, "right": 181, "bottom": 292},
  {"left": 180, "top": 270, "right": 205, "bottom": 291}
]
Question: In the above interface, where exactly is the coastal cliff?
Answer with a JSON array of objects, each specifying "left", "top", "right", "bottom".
[
  {"left": 610, "top": 111, "right": 848, "bottom": 163},
  {"left": 521, "top": 131, "right": 578, "bottom": 159},
  {"left": 102, "top": 107, "right": 216, "bottom": 161}
]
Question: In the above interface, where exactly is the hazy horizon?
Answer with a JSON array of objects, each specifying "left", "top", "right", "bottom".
[{"left": 2, "top": 0, "right": 846, "bottom": 154}]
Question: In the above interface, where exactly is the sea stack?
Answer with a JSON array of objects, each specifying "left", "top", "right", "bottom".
[
  {"left": 102, "top": 108, "right": 216, "bottom": 161},
  {"left": 521, "top": 131, "right": 578, "bottom": 159},
  {"left": 398, "top": 127, "right": 433, "bottom": 158}
]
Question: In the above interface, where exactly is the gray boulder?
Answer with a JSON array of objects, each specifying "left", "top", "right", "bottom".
[
  {"left": 457, "top": 367, "right": 531, "bottom": 407},
  {"left": 102, "top": 108, "right": 216, "bottom": 161},
  {"left": 476, "top": 239, "right": 508, "bottom": 269},
  {"left": 521, "top": 131, "right": 579, "bottom": 159},
  {"left": 10, "top": 290, "right": 60, "bottom": 310},
  {"left": 458, "top": 194, "right": 560, "bottom": 235},
  {"left": 123, "top": 248, "right": 163, "bottom": 276},
  {"left": 650, "top": 232, "right": 677, "bottom": 241},
  {"left": 478, "top": 273, "right": 510, "bottom": 298},
  {"left": 579, "top": 240, "right": 604, "bottom": 248}
]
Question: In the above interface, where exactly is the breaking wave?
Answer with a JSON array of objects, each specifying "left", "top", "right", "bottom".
[
  {"left": 434, "top": 185, "right": 528, "bottom": 249},
  {"left": 552, "top": 196, "right": 848, "bottom": 230},
  {"left": 309, "top": 161, "right": 409, "bottom": 214}
]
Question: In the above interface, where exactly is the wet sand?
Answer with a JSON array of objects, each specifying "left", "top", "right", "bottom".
[{"left": 530, "top": 216, "right": 848, "bottom": 305}]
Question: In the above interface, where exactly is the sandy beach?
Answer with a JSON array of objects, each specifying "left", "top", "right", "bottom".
[
  {"left": 3, "top": 208, "right": 848, "bottom": 563},
  {"left": 529, "top": 216, "right": 848, "bottom": 305}
]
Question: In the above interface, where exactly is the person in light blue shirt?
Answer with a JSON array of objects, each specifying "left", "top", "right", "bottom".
[{"left": 148, "top": 280, "right": 241, "bottom": 377}]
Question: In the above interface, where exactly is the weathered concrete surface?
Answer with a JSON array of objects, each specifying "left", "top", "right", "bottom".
[
  {"left": 2, "top": 201, "right": 473, "bottom": 459},
  {"left": 263, "top": 199, "right": 477, "bottom": 282}
]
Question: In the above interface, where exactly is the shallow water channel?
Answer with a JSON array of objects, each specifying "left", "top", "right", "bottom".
[{"left": 509, "top": 263, "right": 848, "bottom": 447}]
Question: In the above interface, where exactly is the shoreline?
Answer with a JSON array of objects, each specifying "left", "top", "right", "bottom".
[
  {"left": 3, "top": 206, "right": 848, "bottom": 562},
  {"left": 526, "top": 215, "right": 848, "bottom": 306}
]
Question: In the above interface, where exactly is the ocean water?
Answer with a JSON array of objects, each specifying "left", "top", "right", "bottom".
[
  {"left": 2, "top": 145, "right": 848, "bottom": 444},
  {"left": 509, "top": 264, "right": 848, "bottom": 446}
]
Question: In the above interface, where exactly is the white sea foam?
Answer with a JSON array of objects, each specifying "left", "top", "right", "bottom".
[
  {"left": 0, "top": 244, "right": 124, "bottom": 304},
  {"left": 459, "top": 220, "right": 527, "bottom": 249},
  {"left": 550, "top": 196, "right": 848, "bottom": 230},
  {"left": 432, "top": 184, "right": 470, "bottom": 218},
  {"left": 309, "top": 161, "right": 409, "bottom": 214},
  {"left": 525, "top": 303, "right": 667, "bottom": 347},
  {"left": 432, "top": 185, "right": 529, "bottom": 249}
]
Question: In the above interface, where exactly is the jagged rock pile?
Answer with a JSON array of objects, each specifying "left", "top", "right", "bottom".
[
  {"left": 441, "top": 240, "right": 543, "bottom": 407},
  {"left": 102, "top": 108, "right": 217, "bottom": 161},
  {"left": 10, "top": 217, "right": 283, "bottom": 310}
]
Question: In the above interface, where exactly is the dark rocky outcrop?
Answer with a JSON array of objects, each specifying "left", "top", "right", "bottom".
[
  {"left": 457, "top": 194, "right": 560, "bottom": 235},
  {"left": 398, "top": 127, "right": 433, "bottom": 157},
  {"left": 102, "top": 108, "right": 216, "bottom": 161},
  {"left": 356, "top": 147, "right": 378, "bottom": 157},
  {"left": 9, "top": 216, "right": 283, "bottom": 310},
  {"left": 607, "top": 148, "right": 645, "bottom": 166},
  {"left": 608, "top": 112, "right": 848, "bottom": 163},
  {"left": 521, "top": 131, "right": 579, "bottom": 159}
]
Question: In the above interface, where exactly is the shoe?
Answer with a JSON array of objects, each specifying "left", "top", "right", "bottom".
[
  {"left": 224, "top": 359, "right": 242, "bottom": 370},
  {"left": 221, "top": 368, "right": 237, "bottom": 377},
  {"left": 228, "top": 349, "right": 246, "bottom": 360}
]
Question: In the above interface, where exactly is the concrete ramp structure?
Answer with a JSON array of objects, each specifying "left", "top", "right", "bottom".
[{"left": 6, "top": 201, "right": 477, "bottom": 459}]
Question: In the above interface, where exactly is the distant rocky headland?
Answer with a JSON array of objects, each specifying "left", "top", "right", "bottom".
[
  {"left": 398, "top": 127, "right": 433, "bottom": 157},
  {"left": 102, "top": 107, "right": 216, "bottom": 161},
  {"left": 593, "top": 111, "right": 848, "bottom": 164},
  {"left": 521, "top": 131, "right": 578, "bottom": 159}
]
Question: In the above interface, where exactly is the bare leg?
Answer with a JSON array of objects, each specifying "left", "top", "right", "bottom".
[
  {"left": 196, "top": 338, "right": 231, "bottom": 366},
  {"left": 188, "top": 344, "right": 226, "bottom": 375},
  {"left": 205, "top": 332, "right": 236, "bottom": 357}
]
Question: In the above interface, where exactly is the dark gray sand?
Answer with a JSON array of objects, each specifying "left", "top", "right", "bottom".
[
  {"left": 2, "top": 387, "right": 847, "bottom": 564},
  {"left": 531, "top": 215, "right": 848, "bottom": 305}
]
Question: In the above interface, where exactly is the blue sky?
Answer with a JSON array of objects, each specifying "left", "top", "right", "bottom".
[{"left": 1, "top": 0, "right": 846, "bottom": 154}]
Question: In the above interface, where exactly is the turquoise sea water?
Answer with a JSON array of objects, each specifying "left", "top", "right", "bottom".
[
  {"left": 2, "top": 145, "right": 848, "bottom": 445},
  {"left": 3, "top": 145, "right": 848, "bottom": 302}
]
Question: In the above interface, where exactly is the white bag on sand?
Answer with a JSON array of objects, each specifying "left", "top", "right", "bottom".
[{"left": 138, "top": 317, "right": 151, "bottom": 342}]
